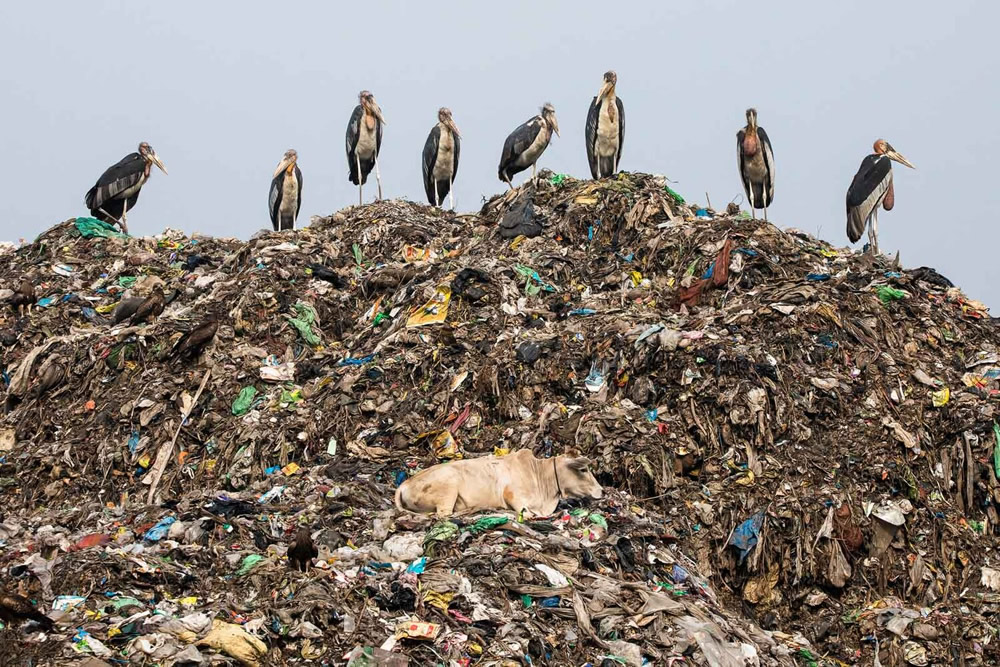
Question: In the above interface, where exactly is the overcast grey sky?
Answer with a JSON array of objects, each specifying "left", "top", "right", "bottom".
[{"left": 1, "top": 2, "right": 998, "bottom": 305}]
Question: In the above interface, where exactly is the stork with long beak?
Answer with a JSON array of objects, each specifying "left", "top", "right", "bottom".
[
  {"left": 846, "top": 139, "right": 915, "bottom": 255},
  {"left": 585, "top": 71, "right": 625, "bottom": 180},
  {"left": 498, "top": 103, "right": 560, "bottom": 189},
  {"left": 84, "top": 142, "right": 167, "bottom": 234},
  {"left": 736, "top": 108, "right": 775, "bottom": 221},
  {"left": 268, "top": 149, "right": 302, "bottom": 231},
  {"left": 346, "top": 90, "right": 385, "bottom": 205},
  {"left": 422, "top": 108, "right": 462, "bottom": 208}
]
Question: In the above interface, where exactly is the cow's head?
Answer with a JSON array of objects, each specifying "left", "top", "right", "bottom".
[{"left": 557, "top": 455, "right": 603, "bottom": 500}]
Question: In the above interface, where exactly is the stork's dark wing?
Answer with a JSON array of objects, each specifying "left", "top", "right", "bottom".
[
  {"left": 452, "top": 132, "right": 460, "bottom": 180},
  {"left": 499, "top": 117, "right": 542, "bottom": 177},
  {"left": 757, "top": 125, "right": 775, "bottom": 206},
  {"left": 585, "top": 98, "right": 599, "bottom": 179},
  {"left": 268, "top": 172, "right": 284, "bottom": 231},
  {"left": 422, "top": 125, "right": 440, "bottom": 204},
  {"left": 294, "top": 165, "right": 303, "bottom": 220},
  {"left": 85, "top": 153, "right": 144, "bottom": 211},
  {"left": 736, "top": 129, "right": 751, "bottom": 201},
  {"left": 376, "top": 118, "right": 383, "bottom": 158},
  {"left": 846, "top": 155, "right": 891, "bottom": 243},
  {"left": 616, "top": 97, "right": 626, "bottom": 170},
  {"left": 346, "top": 105, "right": 363, "bottom": 180}
]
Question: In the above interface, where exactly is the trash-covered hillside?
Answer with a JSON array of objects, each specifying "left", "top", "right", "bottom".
[{"left": 1, "top": 171, "right": 999, "bottom": 666}]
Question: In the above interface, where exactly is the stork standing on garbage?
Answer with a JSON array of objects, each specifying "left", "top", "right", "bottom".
[
  {"left": 422, "top": 108, "right": 461, "bottom": 209},
  {"left": 84, "top": 142, "right": 167, "bottom": 234},
  {"left": 736, "top": 108, "right": 774, "bottom": 221},
  {"left": 498, "top": 103, "right": 560, "bottom": 189},
  {"left": 268, "top": 149, "right": 302, "bottom": 231},
  {"left": 346, "top": 90, "right": 385, "bottom": 205},
  {"left": 585, "top": 71, "right": 625, "bottom": 180},
  {"left": 846, "top": 139, "right": 914, "bottom": 255}
]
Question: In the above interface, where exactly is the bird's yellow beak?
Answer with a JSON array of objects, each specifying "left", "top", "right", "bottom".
[
  {"left": 886, "top": 149, "right": 914, "bottom": 169},
  {"left": 273, "top": 158, "right": 292, "bottom": 178},
  {"left": 596, "top": 81, "right": 613, "bottom": 105},
  {"left": 152, "top": 154, "right": 168, "bottom": 175},
  {"left": 551, "top": 115, "right": 560, "bottom": 137},
  {"left": 447, "top": 118, "right": 461, "bottom": 138}
]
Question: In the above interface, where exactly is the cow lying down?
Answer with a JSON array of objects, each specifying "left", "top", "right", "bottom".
[{"left": 395, "top": 449, "right": 603, "bottom": 518}]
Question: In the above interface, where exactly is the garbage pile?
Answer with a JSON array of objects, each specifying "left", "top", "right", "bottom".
[{"left": 1, "top": 171, "right": 999, "bottom": 665}]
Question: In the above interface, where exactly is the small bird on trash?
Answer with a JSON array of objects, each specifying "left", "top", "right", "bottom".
[
  {"left": 0, "top": 591, "right": 54, "bottom": 631},
  {"left": 170, "top": 314, "right": 219, "bottom": 362},
  {"left": 9, "top": 278, "right": 35, "bottom": 317},
  {"left": 112, "top": 296, "right": 146, "bottom": 325},
  {"left": 32, "top": 356, "right": 66, "bottom": 398},
  {"left": 287, "top": 527, "right": 318, "bottom": 572},
  {"left": 128, "top": 288, "right": 165, "bottom": 325}
]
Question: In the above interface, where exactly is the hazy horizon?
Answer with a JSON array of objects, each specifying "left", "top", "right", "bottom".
[{"left": 1, "top": 1, "right": 998, "bottom": 306}]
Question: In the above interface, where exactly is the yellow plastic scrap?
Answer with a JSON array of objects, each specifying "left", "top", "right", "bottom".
[
  {"left": 931, "top": 387, "right": 950, "bottom": 407},
  {"left": 630, "top": 271, "right": 643, "bottom": 287},
  {"left": 281, "top": 462, "right": 301, "bottom": 475},
  {"left": 432, "top": 430, "right": 462, "bottom": 459},
  {"left": 493, "top": 447, "right": 510, "bottom": 457},
  {"left": 406, "top": 285, "right": 451, "bottom": 328},
  {"left": 510, "top": 235, "right": 527, "bottom": 250},
  {"left": 197, "top": 619, "right": 268, "bottom": 667},
  {"left": 402, "top": 245, "right": 431, "bottom": 263},
  {"left": 819, "top": 248, "right": 838, "bottom": 258},
  {"left": 423, "top": 590, "right": 454, "bottom": 611}
]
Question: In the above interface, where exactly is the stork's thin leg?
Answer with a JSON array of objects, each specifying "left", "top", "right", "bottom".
[
  {"left": 449, "top": 179, "right": 455, "bottom": 210},
  {"left": 531, "top": 163, "right": 537, "bottom": 184},
  {"left": 504, "top": 176, "right": 513, "bottom": 191},
  {"left": 763, "top": 202, "right": 768, "bottom": 223},
  {"left": 871, "top": 209, "right": 879, "bottom": 255},
  {"left": 434, "top": 180, "right": 439, "bottom": 208},
  {"left": 120, "top": 200, "right": 129, "bottom": 235},
  {"left": 356, "top": 155, "right": 363, "bottom": 206},
  {"left": 374, "top": 154, "right": 383, "bottom": 200}
]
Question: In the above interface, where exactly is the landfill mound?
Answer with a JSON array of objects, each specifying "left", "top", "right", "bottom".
[{"left": 1, "top": 171, "right": 999, "bottom": 666}]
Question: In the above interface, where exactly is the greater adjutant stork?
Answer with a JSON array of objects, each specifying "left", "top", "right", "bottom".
[
  {"left": 84, "top": 142, "right": 167, "bottom": 234},
  {"left": 585, "top": 71, "right": 624, "bottom": 179},
  {"left": 422, "top": 108, "right": 461, "bottom": 208},
  {"left": 498, "top": 103, "right": 560, "bottom": 188},
  {"left": 736, "top": 108, "right": 774, "bottom": 221},
  {"left": 846, "top": 139, "right": 914, "bottom": 255},
  {"left": 346, "top": 90, "right": 385, "bottom": 205},
  {"left": 268, "top": 149, "right": 302, "bottom": 231}
]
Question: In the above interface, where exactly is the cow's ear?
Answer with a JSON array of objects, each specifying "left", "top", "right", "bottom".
[{"left": 568, "top": 456, "right": 593, "bottom": 472}]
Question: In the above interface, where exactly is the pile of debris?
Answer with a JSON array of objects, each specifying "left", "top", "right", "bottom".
[{"left": 1, "top": 171, "right": 998, "bottom": 666}]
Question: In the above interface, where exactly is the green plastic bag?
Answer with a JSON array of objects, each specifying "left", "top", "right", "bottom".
[
  {"left": 549, "top": 173, "right": 569, "bottom": 186},
  {"left": 232, "top": 386, "right": 258, "bottom": 416},
  {"left": 74, "top": 217, "right": 129, "bottom": 239},
  {"left": 286, "top": 301, "right": 321, "bottom": 346},
  {"left": 236, "top": 553, "right": 264, "bottom": 576},
  {"left": 993, "top": 422, "right": 1000, "bottom": 479},
  {"left": 424, "top": 520, "right": 459, "bottom": 553},
  {"left": 876, "top": 286, "right": 906, "bottom": 304},
  {"left": 665, "top": 186, "right": 685, "bottom": 204},
  {"left": 467, "top": 516, "right": 508, "bottom": 534}
]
